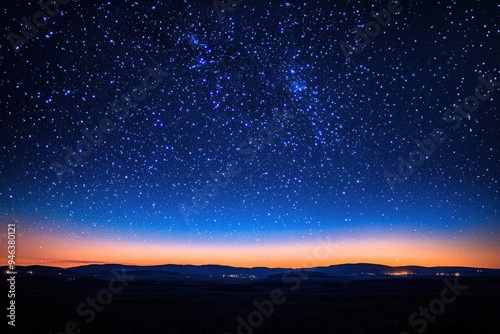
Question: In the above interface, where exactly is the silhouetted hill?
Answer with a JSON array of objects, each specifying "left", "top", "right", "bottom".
[
  {"left": 3, "top": 263, "right": 499, "bottom": 283},
  {"left": 4, "top": 263, "right": 500, "bottom": 334}
]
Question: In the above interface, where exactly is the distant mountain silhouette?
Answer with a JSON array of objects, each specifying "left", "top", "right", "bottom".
[{"left": 3, "top": 263, "right": 499, "bottom": 282}]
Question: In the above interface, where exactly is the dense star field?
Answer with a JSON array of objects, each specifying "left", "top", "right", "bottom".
[{"left": 0, "top": 0, "right": 499, "bottom": 268}]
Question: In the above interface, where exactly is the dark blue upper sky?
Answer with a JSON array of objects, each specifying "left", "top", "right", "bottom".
[{"left": 0, "top": 0, "right": 498, "bottom": 265}]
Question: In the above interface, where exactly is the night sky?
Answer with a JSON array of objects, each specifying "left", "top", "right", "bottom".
[{"left": 0, "top": 0, "right": 499, "bottom": 268}]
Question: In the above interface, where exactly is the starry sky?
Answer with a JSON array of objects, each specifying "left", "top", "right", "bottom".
[{"left": 0, "top": 0, "right": 499, "bottom": 268}]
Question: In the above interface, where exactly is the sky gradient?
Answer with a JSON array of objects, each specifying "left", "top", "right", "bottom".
[{"left": 8, "top": 219, "right": 500, "bottom": 269}]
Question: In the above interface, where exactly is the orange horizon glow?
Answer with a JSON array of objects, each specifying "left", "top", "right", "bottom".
[{"left": 7, "top": 230, "right": 500, "bottom": 269}]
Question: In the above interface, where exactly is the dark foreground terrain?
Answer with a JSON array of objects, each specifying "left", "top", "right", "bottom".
[{"left": 2, "top": 265, "right": 500, "bottom": 334}]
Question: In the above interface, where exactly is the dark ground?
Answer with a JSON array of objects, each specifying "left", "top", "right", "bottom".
[{"left": 2, "top": 275, "right": 500, "bottom": 334}]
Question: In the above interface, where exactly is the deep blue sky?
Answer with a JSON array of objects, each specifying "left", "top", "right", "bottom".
[{"left": 0, "top": 0, "right": 498, "bottom": 267}]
